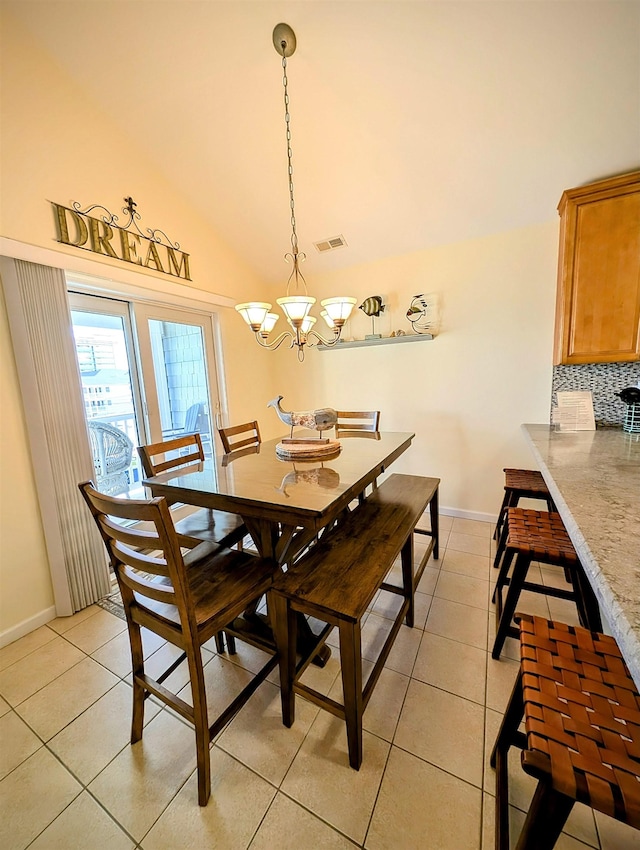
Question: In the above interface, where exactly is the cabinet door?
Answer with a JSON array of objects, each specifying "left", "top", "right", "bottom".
[{"left": 554, "top": 173, "right": 640, "bottom": 365}]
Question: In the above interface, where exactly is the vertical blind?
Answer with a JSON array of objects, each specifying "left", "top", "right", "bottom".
[{"left": 2, "top": 258, "right": 110, "bottom": 612}]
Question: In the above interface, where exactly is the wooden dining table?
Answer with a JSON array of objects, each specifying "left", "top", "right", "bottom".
[
  {"left": 143, "top": 430, "right": 416, "bottom": 663},
  {"left": 142, "top": 430, "right": 415, "bottom": 565}
]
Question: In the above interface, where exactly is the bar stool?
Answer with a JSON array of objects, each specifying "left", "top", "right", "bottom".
[
  {"left": 491, "top": 508, "right": 601, "bottom": 659},
  {"left": 491, "top": 614, "right": 640, "bottom": 850},
  {"left": 494, "top": 468, "right": 555, "bottom": 541}
]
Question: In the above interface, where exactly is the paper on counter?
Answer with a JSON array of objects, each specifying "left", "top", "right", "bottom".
[{"left": 554, "top": 391, "right": 596, "bottom": 431}]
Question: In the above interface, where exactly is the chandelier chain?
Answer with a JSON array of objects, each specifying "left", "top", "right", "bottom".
[{"left": 282, "top": 52, "right": 301, "bottom": 268}]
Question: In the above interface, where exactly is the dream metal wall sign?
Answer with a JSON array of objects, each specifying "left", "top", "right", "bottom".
[{"left": 51, "top": 196, "right": 191, "bottom": 281}]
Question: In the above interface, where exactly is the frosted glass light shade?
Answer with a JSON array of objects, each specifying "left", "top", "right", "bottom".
[
  {"left": 235, "top": 302, "right": 271, "bottom": 330},
  {"left": 320, "top": 296, "right": 357, "bottom": 326},
  {"left": 277, "top": 295, "right": 315, "bottom": 323},
  {"left": 260, "top": 312, "right": 279, "bottom": 335},
  {"left": 320, "top": 310, "right": 335, "bottom": 329},
  {"left": 300, "top": 315, "right": 317, "bottom": 334}
]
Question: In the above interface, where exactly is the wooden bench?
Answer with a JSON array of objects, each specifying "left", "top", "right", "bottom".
[{"left": 271, "top": 473, "right": 440, "bottom": 769}]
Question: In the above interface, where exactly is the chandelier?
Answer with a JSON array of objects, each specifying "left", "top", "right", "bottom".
[{"left": 235, "top": 23, "right": 356, "bottom": 362}]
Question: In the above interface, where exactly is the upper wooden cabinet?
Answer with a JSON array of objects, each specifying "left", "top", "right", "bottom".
[{"left": 553, "top": 171, "right": 640, "bottom": 365}]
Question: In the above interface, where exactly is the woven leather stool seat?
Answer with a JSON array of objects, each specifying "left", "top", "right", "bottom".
[
  {"left": 491, "top": 614, "right": 640, "bottom": 849},
  {"left": 491, "top": 509, "right": 602, "bottom": 659},
  {"left": 494, "top": 468, "right": 554, "bottom": 541},
  {"left": 505, "top": 508, "right": 577, "bottom": 562}
]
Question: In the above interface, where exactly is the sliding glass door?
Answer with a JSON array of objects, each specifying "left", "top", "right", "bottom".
[{"left": 69, "top": 292, "right": 221, "bottom": 498}]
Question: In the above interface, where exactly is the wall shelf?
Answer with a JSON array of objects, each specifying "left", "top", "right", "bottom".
[{"left": 318, "top": 333, "right": 433, "bottom": 351}]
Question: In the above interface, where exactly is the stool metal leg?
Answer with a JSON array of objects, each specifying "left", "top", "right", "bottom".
[
  {"left": 491, "top": 670, "right": 525, "bottom": 850},
  {"left": 493, "top": 553, "right": 531, "bottom": 659},
  {"left": 515, "top": 781, "right": 575, "bottom": 850}
]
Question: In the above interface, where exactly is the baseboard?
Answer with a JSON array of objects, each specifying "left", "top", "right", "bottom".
[
  {"left": 440, "top": 506, "right": 498, "bottom": 524},
  {"left": 0, "top": 606, "right": 57, "bottom": 649}
]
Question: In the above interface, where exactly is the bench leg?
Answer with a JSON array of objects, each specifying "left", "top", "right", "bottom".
[
  {"left": 272, "top": 592, "right": 297, "bottom": 728},
  {"left": 338, "top": 620, "right": 363, "bottom": 770},
  {"left": 401, "top": 536, "right": 415, "bottom": 627}
]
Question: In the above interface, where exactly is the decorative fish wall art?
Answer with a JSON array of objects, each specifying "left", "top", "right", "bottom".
[
  {"left": 406, "top": 294, "right": 432, "bottom": 334},
  {"left": 359, "top": 295, "right": 385, "bottom": 338}
]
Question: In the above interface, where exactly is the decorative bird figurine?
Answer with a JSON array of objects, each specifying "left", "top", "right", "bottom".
[{"left": 267, "top": 395, "right": 338, "bottom": 440}]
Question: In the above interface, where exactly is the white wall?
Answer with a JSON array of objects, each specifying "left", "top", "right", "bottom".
[
  {"left": 270, "top": 221, "right": 558, "bottom": 517},
  {"left": 0, "top": 12, "right": 280, "bottom": 640}
]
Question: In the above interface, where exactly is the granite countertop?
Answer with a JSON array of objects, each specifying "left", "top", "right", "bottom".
[{"left": 523, "top": 424, "right": 640, "bottom": 689}]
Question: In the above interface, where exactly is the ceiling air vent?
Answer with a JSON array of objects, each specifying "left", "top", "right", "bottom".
[{"left": 314, "top": 235, "right": 348, "bottom": 253}]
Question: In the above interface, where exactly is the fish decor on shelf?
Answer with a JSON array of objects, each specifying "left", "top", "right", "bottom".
[
  {"left": 359, "top": 295, "right": 385, "bottom": 339},
  {"left": 268, "top": 395, "right": 338, "bottom": 443},
  {"left": 406, "top": 294, "right": 432, "bottom": 334}
]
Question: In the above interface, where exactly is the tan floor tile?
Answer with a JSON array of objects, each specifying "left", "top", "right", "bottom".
[
  {"left": 416, "top": 565, "right": 439, "bottom": 595},
  {"left": 385, "top": 623, "right": 422, "bottom": 676},
  {"left": 47, "top": 605, "right": 101, "bottom": 635},
  {"left": 141, "top": 641, "right": 214, "bottom": 693},
  {"left": 16, "top": 656, "right": 119, "bottom": 741},
  {"left": 92, "top": 627, "right": 167, "bottom": 679},
  {"left": 0, "top": 694, "right": 10, "bottom": 717},
  {"left": 442, "top": 549, "right": 492, "bottom": 580},
  {"left": 438, "top": 514, "right": 455, "bottom": 532},
  {"left": 0, "top": 625, "right": 57, "bottom": 672},
  {"left": 281, "top": 711, "right": 390, "bottom": 844},
  {"left": 62, "top": 609, "right": 127, "bottom": 654},
  {"left": 435, "top": 570, "right": 490, "bottom": 610},
  {"left": 413, "top": 631, "right": 487, "bottom": 704},
  {"left": 548, "top": 597, "right": 583, "bottom": 627},
  {"left": 0, "top": 711, "right": 43, "bottom": 780},
  {"left": 0, "top": 748, "right": 81, "bottom": 850},
  {"left": 88, "top": 710, "right": 197, "bottom": 841},
  {"left": 485, "top": 656, "right": 520, "bottom": 714},
  {"left": 143, "top": 747, "right": 276, "bottom": 850},
  {"left": 217, "top": 679, "right": 319, "bottom": 786},
  {"left": 395, "top": 679, "right": 484, "bottom": 787},
  {"left": 177, "top": 654, "right": 255, "bottom": 730},
  {"left": 596, "top": 809, "right": 640, "bottom": 849},
  {"left": 412, "top": 592, "right": 433, "bottom": 629},
  {"left": 219, "top": 638, "right": 276, "bottom": 676},
  {"left": 250, "top": 792, "right": 356, "bottom": 850},
  {"left": 28, "top": 791, "right": 134, "bottom": 850},
  {"left": 447, "top": 532, "right": 492, "bottom": 558},
  {"left": 366, "top": 746, "right": 482, "bottom": 850},
  {"left": 0, "top": 637, "right": 85, "bottom": 706},
  {"left": 508, "top": 805, "right": 598, "bottom": 849},
  {"left": 49, "top": 680, "right": 161, "bottom": 784},
  {"left": 451, "top": 517, "right": 493, "bottom": 538},
  {"left": 483, "top": 708, "right": 503, "bottom": 794},
  {"left": 426, "top": 597, "right": 488, "bottom": 650},
  {"left": 370, "top": 589, "right": 404, "bottom": 621},
  {"left": 328, "top": 661, "right": 410, "bottom": 743}
]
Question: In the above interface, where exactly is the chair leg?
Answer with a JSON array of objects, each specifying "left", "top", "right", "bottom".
[
  {"left": 272, "top": 592, "right": 296, "bottom": 728},
  {"left": 493, "top": 553, "right": 530, "bottom": 659},
  {"left": 338, "top": 620, "right": 363, "bottom": 770},
  {"left": 185, "top": 645, "right": 211, "bottom": 807},
  {"left": 214, "top": 632, "right": 225, "bottom": 653},
  {"left": 515, "top": 781, "right": 575, "bottom": 850},
  {"left": 401, "top": 536, "right": 415, "bottom": 627},
  {"left": 128, "top": 621, "right": 145, "bottom": 743}
]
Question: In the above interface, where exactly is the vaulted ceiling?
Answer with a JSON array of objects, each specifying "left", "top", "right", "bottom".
[{"left": 4, "top": 1, "right": 639, "bottom": 283}]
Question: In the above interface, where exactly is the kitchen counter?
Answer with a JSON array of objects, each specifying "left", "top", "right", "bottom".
[{"left": 523, "top": 424, "right": 640, "bottom": 689}]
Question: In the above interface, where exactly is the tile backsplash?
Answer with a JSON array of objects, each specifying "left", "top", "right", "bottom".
[{"left": 552, "top": 362, "right": 640, "bottom": 426}]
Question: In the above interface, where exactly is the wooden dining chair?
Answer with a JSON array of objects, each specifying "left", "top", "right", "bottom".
[
  {"left": 138, "top": 433, "right": 246, "bottom": 549},
  {"left": 218, "top": 420, "right": 261, "bottom": 454},
  {"left": 335, "top": 410, "right": 380, "bottom": 435},
  {"left": 79, "top": 481, "right": 278, "bottom": 807}
]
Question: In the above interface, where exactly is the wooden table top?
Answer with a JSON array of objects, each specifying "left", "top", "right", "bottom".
[{"left": 143, "top": 431, "right": 415, "bottom": 531}]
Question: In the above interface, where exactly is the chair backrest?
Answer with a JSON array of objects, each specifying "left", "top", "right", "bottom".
[
  {"left": 88, "top": 421, "right": 134, "bottom": 474},
  {"left": 218, "top": 420, "right": 261, "bottom": 453},
  {"left": 79, "top": 481, "right": 195, "bottom": 640},
  {"left": 138, "top": 433, "right": 205, "bottom": 477},
  {"left": 335, "top": 410, "right": 380, "bottom": 434}
]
